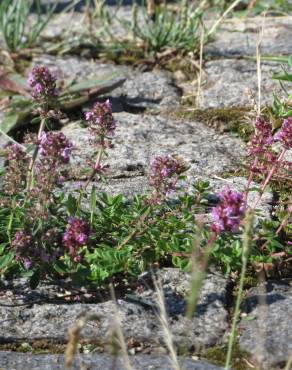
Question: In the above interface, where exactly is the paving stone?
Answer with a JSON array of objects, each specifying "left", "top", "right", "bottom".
[
  {"left": 0, "top": 352, "right": 226, "bottom": 370},
  {"left": 199, "top": 59, "right": 287, "bottom": 109},
  {"left": 0, "top": 269, "right": 228, "bottom": 351},
  {"left": 239, "top": 279, "right": 292, "bottom": 370},
  {"left": 205, "top": 16, "right": 292, "bottom": 58},
  {"left": 31, "top": 55, "right": 181, "bottom": 112},
  {"left": 61, "top": 112, "right": 245, "bottom": 197}
]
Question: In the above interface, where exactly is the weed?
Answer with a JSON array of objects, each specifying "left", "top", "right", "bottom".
[{"left": 0, "top": 0, "right": 56, "bottom": 53}]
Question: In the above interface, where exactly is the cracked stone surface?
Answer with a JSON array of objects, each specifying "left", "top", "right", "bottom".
[
  {"left": 0, "top": 352, "right": 225, "bottom": 370},
  {"left": 0, "top": 268, "right": 228, "bottom": 351},
  {"left": 31, "top": 55, "right": 181, "bottom": 111},
  {"left": 205, "top": 16, "right": 292, "bottom": 58},
  {"left": 239, "top": 279, "right": 292, "bottom": 370},
  {"left": 61, "top": 112, "right": 245, "bottom": 197}
]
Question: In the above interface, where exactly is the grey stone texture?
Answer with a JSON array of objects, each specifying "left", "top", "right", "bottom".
[
  {"left": 0, "top": 269, "right": 228, "bottom": 351},
  {"left": 205, "top": 16, "right": 292, "bottom": 58},
  {"left": 239, "top": 279, "right": 292, "bottom": 370},
  {"left": 0, "top": 352, "right": 225, "bottom": 370},
  {"left": 31, "top": 55, "right": 181, "bottom": 112},
  {"left": 61, "top": 112, "right": 245, "bottom": 197},
  {"left": 197, "top": 59, "right": 286, "bottom": 109}
]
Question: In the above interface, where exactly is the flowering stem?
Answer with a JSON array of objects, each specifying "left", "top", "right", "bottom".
[
  {"left": 84, "top": 145, "right": 104, "bottom": 191},
  {"left": 244, "top": 157, "right": 258, "bottom": 202},
  {"left": 252, "top": 148, "right": 286, "bottom": 209},
  {"left": 225, "top": 211, "right": 254, "bottom": 370},
  {"left": 117, "top": 206, "right": 152, "bottom": 250},
  {"left": 77, "top": 145, "right": 105, "bottom": 211},
  {"left": 26, "top": 117, "right": 46, "bottom": 191}
]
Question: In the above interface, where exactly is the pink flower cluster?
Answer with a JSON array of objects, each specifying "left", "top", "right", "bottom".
[
  {"left": 63, "top": 217, "right": 90, "bottom": 262},
  {"left": 12, "top": 229, "right": 61, "bottom": 269},
  {"left": 28, "top": 66, "right": 57, "bottom": 104},
  {"left": 248, "top": 117, "right": 277, "bottom": 175},
  {"left": 211, "top": 187, "right": 246, "bottom": 233},
  {"left": 85, "top": 99, "right": 116, "bottom": 144},
  {"left": 248, "top": 116, "right": 292, "bottom": 179},
  {"left": 6, "top": 144, "right": 27, "bottom": 161},
  {"left": 39, "top": 132, "right": 73, "bottom": 164},
  {"left": 149, "top": 155, "right": 187, "bottom": 203},
  {"left": 274, "top": 117, "right": 292, "bottom": 150}
]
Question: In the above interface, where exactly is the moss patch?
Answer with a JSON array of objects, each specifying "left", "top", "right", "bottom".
[
  {"left": 203, "top": 343, "right": 258, "bottom": 370},
  {"left": 172, "top": 107, "right": 254, "bottom": 142}
]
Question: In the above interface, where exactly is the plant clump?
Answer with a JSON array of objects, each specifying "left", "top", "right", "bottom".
[{"left": 0, "top": 65, "right": 290, "bottom": 289}]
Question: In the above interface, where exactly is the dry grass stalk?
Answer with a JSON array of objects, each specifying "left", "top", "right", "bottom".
[
  {"left": 196, "top": 26, "right": 205, "bottom": 108},
  {"left": 207, "top": 0, "right": 242, "bottom": 39},
  {"left": 65, "top": 312, "right": 101, "bottom": 370},
  {"left": 285, "top": 355, "right": 292, "bottom": 370},
  {"left": 153, "top": 276, "right": 181, "bottom": 370},
  {"left": 225, "top": 211, "right": 255, "bottom": 370},
  {"left": 109, "top": 285, "right": 133, "bottom": 370},
  {"left": 256, "top": 15, "right": 266, "bottom": 116}
]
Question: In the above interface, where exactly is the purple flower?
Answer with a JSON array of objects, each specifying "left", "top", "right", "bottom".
[
  {"left": 63, "top": 217, "right": 90, "bottom": 262},
  {"left": 211, "top": 187, "right": 246, "bottom": 233},
  {"left": 6, "top": 143, "right": 26, "bottom": 161},
  {"left": 149, "top": 155, "right": 187, "bottom": 203},
  {"left": 85, "top": 99, "right": 116, "bottom": 144},
  {"left": 249, "top": 117, "right": 274, "bottom": 155},
  {"left": 247, "top": 116, "right": 277, "bottom": 176},
  {"left": 3, "top": 143, "right": 28, "bottom": 195},
  {"left": 12, "top": 231, "right": 33, "bottom": 267},
  {"left": 39, "top": 132, "right": 73, "bottom": 164},
  {"left": 274, "top": 117, "right": 292, "bottom": 150},
  {"left": 27, "top": 66, "right": 57, "bottom": 104}
]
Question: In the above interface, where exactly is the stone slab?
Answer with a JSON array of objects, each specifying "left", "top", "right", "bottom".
[
  {"left": 199, "top": 59, "right": 287, "bottom": 109},
  {"left": 61, "top": 112, "right": 246, "bottom": 196},
  {"left": 239, "top": 279, "right": 292, "bottom": 370},
  {"left": 205, "top": 16, "right": 292, "bottom": 58},
  {"left": 0, "top": 352, "right": 225, "bottom": 370},
  {"left": 0, "top": 269, "right": 228, "bottom": 351},
  {"left": 31, "top": 55, "right": 181, "bottom": 112}
]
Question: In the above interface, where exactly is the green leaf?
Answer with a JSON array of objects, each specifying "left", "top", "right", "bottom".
[
  {"left": 0, "top": 251, "right": 14, "bottom": 270},
  {"left": 67, "top": 73, "right": 122, "bottom": 93},
  {"left": 54, "top": 260, "right": 68, "bottom": 274},
  {"left": 29, "top": 269, "right": 41, "bottom": 289},
  {"left": 0, "top": 112, "right": 19, "bottom": 133},
  {"left": 67, "top": 194, "right": 77, "bottom": 216}
]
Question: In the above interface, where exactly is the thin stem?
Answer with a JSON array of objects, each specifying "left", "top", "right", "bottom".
[
  {"left": 26, "top": 117, "right": 46, "bottom": 191},
  {"left": 186, "top": 229, "right": 216, "bottom": 319},
  {"left": 225, "top": 211, "right": 254, "bottom": 370},
  {"left": 243, "top": 157, "right": 258, "bottom": 202},
  {"left": 207, "top": 0, "right": 242, "bottom": 39},
  {"left": 84, "top": 146, "right": 104, "bottom": 191},
  {"left": 252, "top": 148, "right": 286, "bottom": 209},
  {"left": 77, "top": 144, "right": 105, "bottom": 211}
]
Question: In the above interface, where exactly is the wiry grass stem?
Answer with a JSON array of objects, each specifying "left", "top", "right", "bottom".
[
  {"left": 109, "top": 285, "right": 133, "bottom": 370},
  {"left": 65, "top": 312, "right": 101, "bottom": 370},
  {"left": 153, "top": 277, "right": 181, "bottom": 370},
  {"left": 225, "top": 211, "right": 254, "bottom": 370}
]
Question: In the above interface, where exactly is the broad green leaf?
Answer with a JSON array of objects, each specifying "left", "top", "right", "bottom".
[
  {"left": 66, "top": 73, "right": 124, "bottom": 93},
  {"left": 67, "top": 194, "right": 77, "bottom": 216},
  {"left": 0, "top": 112, "right": 19, "bottom": 133},
  {"left": 29, "top": 269, "right": 41, "bottom": 289},
  {"left": 0, "top": 251, "right": 14, "bottom": 270}
]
